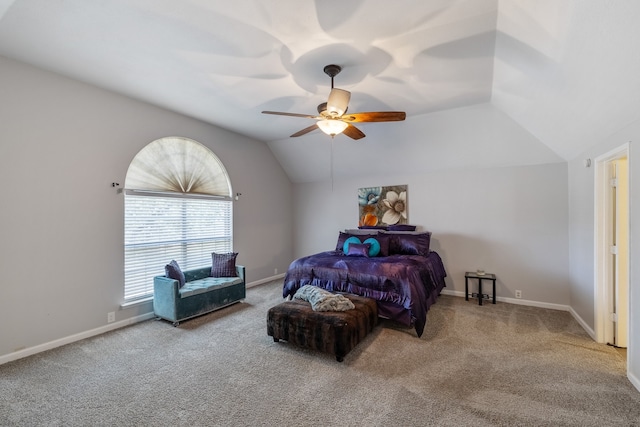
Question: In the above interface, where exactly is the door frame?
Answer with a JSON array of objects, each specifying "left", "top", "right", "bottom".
[{"left": 594, "top": 143, "right": 629, "bottom": 353}]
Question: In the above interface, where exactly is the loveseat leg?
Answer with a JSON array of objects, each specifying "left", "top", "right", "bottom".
[{"left": 172, "top": 321, "right": 180, "bottom": 327}]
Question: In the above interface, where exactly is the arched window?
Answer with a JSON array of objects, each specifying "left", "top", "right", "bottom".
[{"left": 123, "top": 137, "right": 233, "bottom": 302}]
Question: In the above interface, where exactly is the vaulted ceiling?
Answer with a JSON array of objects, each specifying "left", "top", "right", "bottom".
[{"left": 1, "top": 0, "right": 639, "bottom": 183}]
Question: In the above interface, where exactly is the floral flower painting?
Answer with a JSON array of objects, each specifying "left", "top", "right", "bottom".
[{"left": 358, "top": 185, "right": 408, "bottom": 226}]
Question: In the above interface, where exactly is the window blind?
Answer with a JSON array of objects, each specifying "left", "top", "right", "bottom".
[{"left": 124, "top": 193, "right": 233, "bottom": 302}]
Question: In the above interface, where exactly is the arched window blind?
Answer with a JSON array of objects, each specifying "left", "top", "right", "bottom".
[{"left": 123, "top": 137, "right": 233, "bottom": 302}]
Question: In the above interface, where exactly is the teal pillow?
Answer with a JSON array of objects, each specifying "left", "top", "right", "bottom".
[
  {"left": 363, "top": 237, "right": 381, "bottom": 257},
  {"left": 342, "top": 236, "right": 362, "bottom": 253}
]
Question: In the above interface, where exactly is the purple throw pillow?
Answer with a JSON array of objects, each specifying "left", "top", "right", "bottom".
[
  {"left": 386, "top": 232, "right": 431, "bottom": 256},
  {"left": 343, "top": 236, "right": 362, "bottom": 254},
  {"left": 373, "top": 233, "right": 391, "bottom": 257},
  {"left": 346, "top": 243, "right": 371, "bottom": 257},
  {"left": 336, "top": 232, "right": 352, "bottom": 252},
  {"left": 211, "top": 252, "right": 238, "bottom": 277},
  {"left": 165, "top": 260, "right": 185, "bottom": 288},
  {"left": 362, "top": 237, "right": 381, "bottom": 257}
]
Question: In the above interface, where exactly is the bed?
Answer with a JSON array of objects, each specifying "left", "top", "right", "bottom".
[{"left": 282, "top": 230, "right": 447, "bottom": 337}]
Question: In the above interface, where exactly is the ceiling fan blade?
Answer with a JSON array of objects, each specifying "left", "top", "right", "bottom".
[
  {"left": 290, "top": 123, "right": 319, "bottom": 137},
  {"left": 342, "top": 111, "right": 406, "bottom": 122},
  {"left": 262, "top": 111, "right": 320, "bottom": 119},
  {"left": 343, "top": 124, "right": 365, "bottom": 140},
  {"left": 327, "top": 88, "right": 351, "bottom": 117}
]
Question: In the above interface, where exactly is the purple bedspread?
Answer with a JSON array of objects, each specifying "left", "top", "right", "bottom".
[{"left": 283, "top": 250, "right": 447, "bottom": 337}]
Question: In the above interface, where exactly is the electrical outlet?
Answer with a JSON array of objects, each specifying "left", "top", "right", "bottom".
[
  {"left": 515, "top": 290, "right": 522, "bottom": 299},
  {"left": 274, "top": 268, "right": 278, "bottom": 275},
  {"left": 107, "top": 312, "right": 115, "bottom": 323}
]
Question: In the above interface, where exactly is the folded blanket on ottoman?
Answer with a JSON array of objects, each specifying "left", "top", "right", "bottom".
[
  {"left": 293, "top": 285, "right": 355, "bottom": 311},
  {"left": 267, "top": 293, "right": 378, "bottom": 362}
]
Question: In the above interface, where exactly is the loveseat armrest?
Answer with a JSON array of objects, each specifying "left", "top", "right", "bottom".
[
  {"left": 236, "top": 265, "right": 245, "bottom": 283},
  {"left": 154, "top": 275, "right": 180, "bottom": 294},
  {"left": 153, "top": 275, "right": 180, "bottom": 321}
]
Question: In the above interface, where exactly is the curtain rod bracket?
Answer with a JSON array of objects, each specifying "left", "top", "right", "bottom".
[{"left": 112, "top": 182, "right": 123, "bottom": 194}]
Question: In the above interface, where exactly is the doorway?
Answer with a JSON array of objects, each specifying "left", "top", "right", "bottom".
[{"left": 594, "top": 144, "right": 629, "bottom": 356}]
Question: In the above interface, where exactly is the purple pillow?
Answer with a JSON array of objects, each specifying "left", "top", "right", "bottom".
[
  {"left": 165, "top": 260, "right": 185, "bottom": 288},
  {"left": 211, "top": 252, "right": 238, "bottom": 277},
  {"left": 370, "top": 233, "right": 390, "bottom": 257},
  {"left": 387, "top": 224, "right": 417, "bottom": 231},
  {"left": 336, "top": 232, "right": 352, "bottom": 252},
  {"left": 362, "top": 237, "right": 381, "bottom": 257},
  {"left": 342, "top": 236, "right": 363, "bottom": 254},
  {"left": 346, "top": 243, "right": 371, "bottom": 257},
  {"left": 385, "top": 232, "right": 431, "bottom": 256},
  {"left": 374, "top": 233, "right": 390, "bottom": 257}
]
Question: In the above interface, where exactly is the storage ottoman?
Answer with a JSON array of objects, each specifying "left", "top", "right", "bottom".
[{"left": 267, "top": 294, "right": 378, "bottom": 362}]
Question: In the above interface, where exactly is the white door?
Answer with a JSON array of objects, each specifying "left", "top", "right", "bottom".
[
  {"left": 611, "top": 158, "right": 629, "bottom": 348},
  {"left": 596, "top": 145, "right": 630, "bottom": 350}
]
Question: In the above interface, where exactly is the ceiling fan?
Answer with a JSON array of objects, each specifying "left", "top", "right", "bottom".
[{"left": 262, "top": 64, "right": 406, "bottom": 140}]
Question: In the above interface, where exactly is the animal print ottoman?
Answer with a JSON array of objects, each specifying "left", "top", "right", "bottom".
[{"left": 267, "top": 293, "right": 378, "bottom": 362}]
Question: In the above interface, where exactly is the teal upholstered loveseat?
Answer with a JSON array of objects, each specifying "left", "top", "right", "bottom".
[{"left": 153, "top": 265, "right": 246, "bottom": 326}]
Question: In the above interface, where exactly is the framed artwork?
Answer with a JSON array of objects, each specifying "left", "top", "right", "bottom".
[{"left": 358, "top": 185, "right": 408, "bottom": 226}]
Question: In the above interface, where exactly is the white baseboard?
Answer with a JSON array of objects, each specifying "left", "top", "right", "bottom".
[
  {"left": 440, "top": 289, "right": 570, "bottom": 311},
  {"left": 568, "top": 306, "right": 596, "bottom": 340},
  {"left": 440, "top": 289, "right": 465, "bottom": 298},
  {"left": 247, "top": 273, "right": 284, "bottom": 288},
  {"left": 0, "top": 312, "right": 156, "bottom": 366},
  {"left": 629, "top": 371, "right": 640, "bottom": 393},
  {"left": 497, "top": 297, "right": 569, "bottom": 312}
]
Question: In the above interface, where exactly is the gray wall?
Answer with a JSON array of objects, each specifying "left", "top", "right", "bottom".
[
  {"left": 567, "top": 119, "right": 640, "bottom": 390},
  {"left": 293, "top": 163, "right": 570, "bottom": 306},
  {"left": 0, "top": 56, "right": 293, "bottom": 360}
]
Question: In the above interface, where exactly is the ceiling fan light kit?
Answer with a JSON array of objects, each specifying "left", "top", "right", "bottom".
[
  {"left": 262, "top": 64, "right": 406, "bottom": 140},
  {"left": 317, "top": 119, "right": 349, "bottom": 137}
]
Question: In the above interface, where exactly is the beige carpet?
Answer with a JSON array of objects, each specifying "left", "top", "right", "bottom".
[{"left": 1, "top": 280, "right": 638, "bottom": 426}]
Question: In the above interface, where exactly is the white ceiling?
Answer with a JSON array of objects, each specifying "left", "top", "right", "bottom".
[{"left": 1, "top": 0, "right": 640, "bottom": 183}]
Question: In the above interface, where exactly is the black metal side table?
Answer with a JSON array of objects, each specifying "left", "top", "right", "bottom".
[{"left": 465, "top": 272, "right": 496, "bottom": 305}]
